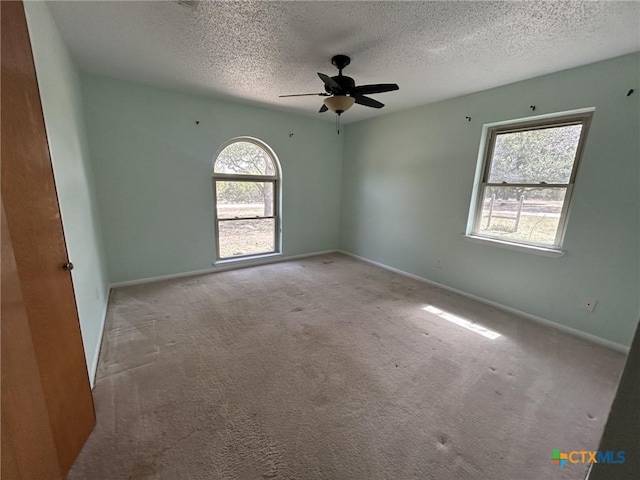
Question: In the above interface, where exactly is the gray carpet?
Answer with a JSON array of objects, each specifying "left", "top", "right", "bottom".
[{"left": 69, "top": 253, "right": 625, "bottom": 479}]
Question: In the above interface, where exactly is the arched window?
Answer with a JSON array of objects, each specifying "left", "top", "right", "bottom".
[{"left": 212, "top": 138, "right": 281, "bottom": 261}]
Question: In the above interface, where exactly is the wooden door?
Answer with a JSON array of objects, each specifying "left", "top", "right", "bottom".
[
  {"left": 1, "top": 0, "right": 96, "bottom": 475},
  {"left": 1, "top": 204, "right": 63, "bottom": 480}
]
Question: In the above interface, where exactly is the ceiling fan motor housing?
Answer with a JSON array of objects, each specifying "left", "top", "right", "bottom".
[{"left": 325, "top": 75, "right": 356, "bottom": 95}]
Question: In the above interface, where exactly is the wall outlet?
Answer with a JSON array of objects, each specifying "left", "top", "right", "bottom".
[
  {"left": 582, "top": 299, "right": 597, "bottom": 312},
  {"left": 436, "top": 260, "right": 443, "bottom": 269}
]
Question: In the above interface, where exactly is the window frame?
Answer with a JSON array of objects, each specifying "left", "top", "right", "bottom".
[
  {"left": 468, "top": 110, "right": 593, "bottom": 251},
  {"left": 212, "top": 138, "right": 281, "bottom": 263}
]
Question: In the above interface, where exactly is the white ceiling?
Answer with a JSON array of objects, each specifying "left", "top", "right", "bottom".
[{"left": 47, "top": 1, "right": 640, "bottom": 123}]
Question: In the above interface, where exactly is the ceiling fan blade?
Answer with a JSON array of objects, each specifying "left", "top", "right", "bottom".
[
  {"left": 279, "top": 93, "right": 329, "bottom": 97},
  {"left": 351, "top": 83, "right": 399, "bottom": 95},
  {"left": 319, "top": 104, "right": 328, "bottom": 113},
  {"left": 318, "top": 72, "right": 342, "bottom": 93},
  {"left": 353, "top": 95, "right": 384, "bottom": 109}
]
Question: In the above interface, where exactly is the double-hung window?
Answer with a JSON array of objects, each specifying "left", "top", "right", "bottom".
[
  {"left": 213, "top": 139, "right": 281, "bottom": 261},
  {"left": 468, "top": 111, "right": 593, "bottom": 251}
]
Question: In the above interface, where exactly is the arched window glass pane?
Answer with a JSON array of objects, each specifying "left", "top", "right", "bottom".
[
  {"left": 212, "top": 138, "right": 280, "bottom": 261},
  {"left": 214, "top": 141, "right": 276, "bottom": 176}
]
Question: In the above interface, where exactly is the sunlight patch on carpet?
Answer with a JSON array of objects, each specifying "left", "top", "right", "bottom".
[{"left": 423, "top": 305, "right": 501, "bottom": 340}]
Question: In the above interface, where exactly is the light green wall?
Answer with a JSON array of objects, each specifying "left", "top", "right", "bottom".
[
  {"left": 341, "top": 53, "right": 640, "bottom": 347},
  {"left": 24, "top": 2, "right": 109, "bottom": 378},
  {"left": 80, "top": 74, "right": 343, "bottom": 283}
]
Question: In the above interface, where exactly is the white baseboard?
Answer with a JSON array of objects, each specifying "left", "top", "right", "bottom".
[
  {"left": 89, "top": 290, "right": 110, "bottom": 389},
  {"left": 338, "top": 249, "right": 630, "bottom": 354},
  {"left": 109, "top": 249, "right": 339, "bottom": 289}
]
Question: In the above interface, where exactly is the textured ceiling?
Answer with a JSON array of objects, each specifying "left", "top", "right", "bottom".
[{"left": 48, "top": 1, "right": 640, "bottom": 123}]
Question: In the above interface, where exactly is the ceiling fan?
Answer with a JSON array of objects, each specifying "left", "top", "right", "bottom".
[{"left": 279, "top": 54, "right": 399, "bottom": 116}]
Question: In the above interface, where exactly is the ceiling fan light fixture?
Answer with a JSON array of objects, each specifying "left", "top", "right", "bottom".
[{"left": 323, "top": 95, "right": 355, "bottom": 115}]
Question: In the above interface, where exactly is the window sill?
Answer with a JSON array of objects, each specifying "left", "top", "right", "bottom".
[
  {"left": 214, "top": 252, "right": 282, "bottom": 267},
  {"left": 463, "top": 235, "right": 565, "bottom": 258}
]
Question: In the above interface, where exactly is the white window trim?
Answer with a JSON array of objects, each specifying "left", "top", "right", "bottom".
[
  {"left": 463, "top": 234, "right": 565, "bottom": 258},
  {"left": 212, "top": 137, "right": 282, "bottom": 263},
  {"left": 465, "top": 108, "right": 594, "bottom": 254},
  {"left": 215, "top": 251, "right": 282, "bottom": 266}
]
